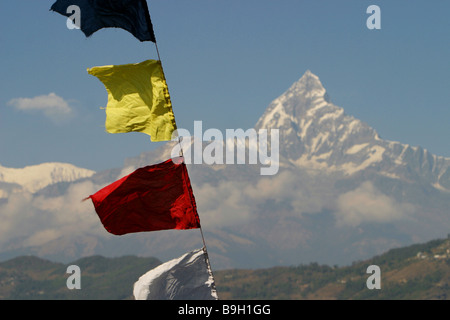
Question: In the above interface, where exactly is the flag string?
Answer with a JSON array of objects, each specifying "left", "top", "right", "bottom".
[{"left": 148, "top": 7, "right": 218, "bottom": 296}]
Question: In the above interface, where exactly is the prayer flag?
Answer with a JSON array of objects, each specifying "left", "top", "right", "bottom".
[
  {"left": 87, "top": 60, "right": 177, "bottom": 142},
  {"left": 85, "top": 157, "right": 200, "bottom": 235},
  {"left": 133, "top": 248, "right": 218, "bottom": 300},
  {"left": 50, "top": 0, "right": 156, "bottom": 42}
]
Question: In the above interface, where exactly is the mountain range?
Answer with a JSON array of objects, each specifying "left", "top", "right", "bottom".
[{"left": 1, "top": 71, "right": 449, "bottom": 270}]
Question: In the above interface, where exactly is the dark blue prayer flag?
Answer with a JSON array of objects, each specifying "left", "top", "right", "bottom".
[{"left": 50, "top": 0, "right": 156, "bottom": 42}]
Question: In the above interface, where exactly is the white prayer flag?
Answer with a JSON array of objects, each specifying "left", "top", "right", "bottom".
[{"left": 133, "top": 247, "right": 218, "bottom": 300}]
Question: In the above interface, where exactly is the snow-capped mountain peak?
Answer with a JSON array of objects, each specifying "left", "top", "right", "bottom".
[
  {"left": 288, "top": 69, "right": 327, "bottom": 99},
  {"left": 254, "top": 71, "right": 450, "bottom": 190},
  {"left": 255, "top": 70, "right": 329, "bottom": 131},
  {"left": 0, "top": 162, "right": 96, "bottom": 194},
  {"left": 255, "top": 70, "right": 374, "bottom": 167}
]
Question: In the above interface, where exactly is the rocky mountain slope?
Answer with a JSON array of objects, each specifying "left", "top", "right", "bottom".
[{"left": 255, "top": 70, "right": 450, "bottom": 187}]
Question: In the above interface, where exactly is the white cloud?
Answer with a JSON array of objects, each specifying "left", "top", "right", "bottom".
[
  {"left": 1, "top": 171, "right": 316, "bottom": 248},
  {"left": 195, "top": 171, "right": 330, "bottom": 228},
  {"left": 0, "top": 181, "right": 105, "bottom": 248},
  {"left": 335, "top": 181, "right": 414, "bottom": 227},
  {"left": 195, "top": 180, "right": 255, "bottom": 228},
  {"left": 7, "top": 92, "right": 74, "bottom": 123},
  {"left": 0, "top": 171, "right": 415, "bottom": 251}
]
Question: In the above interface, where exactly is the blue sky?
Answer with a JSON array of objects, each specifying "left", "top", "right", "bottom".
[{"left": 0, "top": 0, "right": 449, "bottom": 171}]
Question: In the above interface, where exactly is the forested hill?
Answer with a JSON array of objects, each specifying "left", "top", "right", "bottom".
[
  {"left": 1, "top": 237, "right": 450, "bottom": 300},
  {"left": 215, "top": 237, "right": 450, "bottom": 300}
]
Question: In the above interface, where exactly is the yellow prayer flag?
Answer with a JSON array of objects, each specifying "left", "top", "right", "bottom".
[{"left": 87, "top": 60, "right": 177, "bottom": 142}]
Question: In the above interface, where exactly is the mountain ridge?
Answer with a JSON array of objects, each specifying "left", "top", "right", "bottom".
[
  {"left": 255, "top": 71, "right": 450, "bottom": 189},
  {"left": 0, "top": 70, "right": 449, "bottom": 270}
]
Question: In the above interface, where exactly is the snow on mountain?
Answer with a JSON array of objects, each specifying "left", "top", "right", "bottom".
[
  {"left": 255, "top": 70, "right": 382, "bottom": 170},
  {"left": 0, "top": 162, "right": 96, "bottom": 195},
  {"left": 255, "top": 70, "right": 450, "bottom": 191}
]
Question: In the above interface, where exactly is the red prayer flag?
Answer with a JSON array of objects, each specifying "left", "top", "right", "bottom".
[{"left": 86, "top": 157, "right": 200, "bottom": 235}]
